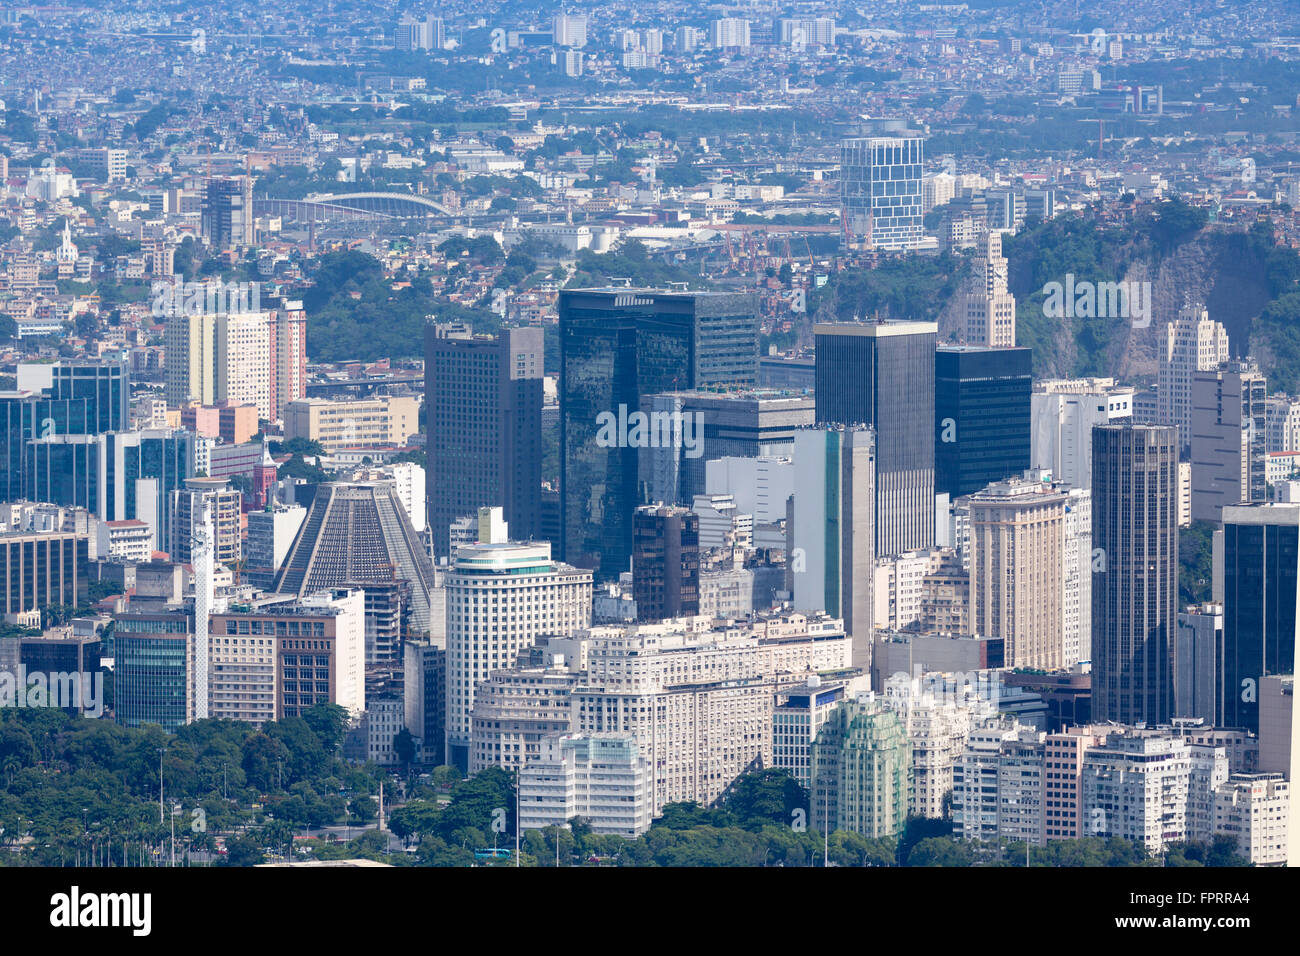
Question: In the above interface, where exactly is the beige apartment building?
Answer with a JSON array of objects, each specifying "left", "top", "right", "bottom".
[{"left": 283, "top": 395, "right": 420, "bottom": 453}]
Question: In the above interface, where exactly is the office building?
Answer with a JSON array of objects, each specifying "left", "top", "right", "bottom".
[
  {"left": 968, "top": 478, "right": 1067, "bottom": 670},
  {"left": 113, "top": 607, "right": 194, "bottom": 731},
  {"left": 1176, "top": 602, "right": 1224, "bottom": 726},
  {"left": 773, "top": 677, "right": 850, "bottom": 790},
  {"left": 200, "top": 176, "right": 254, "bottom": 248},
  {"left": 790, "top": 426, "right": 874, "bottom": 666},
  {"left": 963, "top": 232, "right": 1016, "bottom": 347},
  {"left": 1030, "top": 378, "right": 1134, "bottom": 490},
  {"left": 245, "top": 504, "right": 307, "bottom": 588},
  {"left": 0, "top": 528, "right": 90, "bottom": 618},
  {"left": 1158, "top": 304, "right": 1230, "bottom": 451},
  {"left": 445, "top": 509, "right": 592, "bottom": 771},
  {"left": 1190, "top": 362, "right": 1267, "bottom": 523},
  {"left": 284, "top": 395, "right": 419, "bottom": 455},
  {"left": 935, "top": 346, "right": 1032, "bottom": 498},
  {"left": 815, "top": 321, "right": 935, "bottom": 555},
  {"left": 1221, "top": 504, "right": 1300, "bottom": 733},
  {"left": 639, "top": 389, "right": 813, "bottom": 506},
  {"left": 404, "top": 639, "right": 446, "bottom": 765},
  {"left": 632, "top": 505, "right": 699, "bottom": 622},
  {"left": 840, "top": 135, "right": 926, "bottom": 250},
  {"left": 559, "top": 289, "right": 758, "bottom": 578},
  {"left": 553, "top": 13, "right": 588, "bottom": 47},
  {"left": 425, "top": 323, "right": 543, "bottom": 556},
  {"left": 1092, "top": 425, "right": 1179, "bottom": 725}
]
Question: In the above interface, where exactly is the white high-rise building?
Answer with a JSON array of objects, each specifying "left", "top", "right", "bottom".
[
  {"left": 1266, "top": 394, "right": 1300, "bottom": 453},
  {"left": 963, "top": 232, "right": 1016, "bottom": 347},
  {"left": 518, "top": 733, "right": 654, "bottom": 838},
  {"left": 705, "top": 456, "right": 794, "bottom": 524},
  {"left": 710, "top": 18, "right": 751, "bottom": 49},
  {"left": 1214, "top": 773, "right": 1289, "bottom": 865},
  {"left": 1062, "top": 485, "right": 1093, "bottom": 665},
  {"left": 553, "top": 13, "right": 588, "bottom": 48},
  {"left": 1030, "top": 378, "right": 1134, "bottom": 490},
  {"left": 444, "top": 508, "right": 592, "bottom": 771},
  {"left": 573, "top": 612, "right": 850, "bottom": 813},
  {"left": 1158, "top": 304, "right": 1230, "bottom": 450},
  {"left": 299, "top": 587, "right": 366, "bottom": 717}
]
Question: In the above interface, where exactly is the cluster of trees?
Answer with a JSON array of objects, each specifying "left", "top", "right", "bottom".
[
  {"left": 301, "top": 249, "right": 500, "bottom": 362},
  {"left": 0, "top": 704, "right": 380, "bottom": 867},
  {"left": 816, "top": 251, "right": 967, "bottom": 325}
]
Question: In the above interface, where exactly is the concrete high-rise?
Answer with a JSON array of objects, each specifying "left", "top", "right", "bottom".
[
  {"left": 1092, "top": 425, "right": 1179, "bottom": 724},
  {"left": 425, "top": 323, "right": 543, "bottom": 557},
  {"left": 968, "top": 477, "right": 1067, "bottom": 670},
  {"left": 1158, "top": 304, "right": 1230, "bottom": 451},
  {"left": 1221, "top": 503, "right": 1300, "bottom": 733},
  {"left": 963, "top": 232, "right": 1016, "bottom": 347},
  {"left": 935, "top": 345, "right": 1032, "bottom": 498},
  {"left": 632, "top": 504, "right": 699, "bottom": 621},
  {"left": 444, "top": 508, "right": 592, "bottom": 771},
  {"left": 200, "top": 176, "right": 254, "bottom": 248},
  {"left": 559, "top": 289, "right": 758, "bottom": 578},
  {"left": 811, "top": 696, "right": 910, "bottom": 839},
  {"left": 1030, "top": 378, "right": 1134, "bottom": 490},
  {"left": 1190, "top": 361, "right": 1267, "bottom": 523},
  {"left": 790, "top": 426, "right": 874, "bottom": 667},
  {"left": 171, "top": 477, "right": 241, "bottom": 567},
  {"left": 815, "top": 321, "right": 935, "bottom": 555}
]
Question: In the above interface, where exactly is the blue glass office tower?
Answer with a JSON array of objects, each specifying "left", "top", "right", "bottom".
[
  {"left": 1221, "top": 503, "right": 1300, "bottom": 733},
  {"left": 934, "top": 346, "right": 1032, "bottom": 498},
  {"left": 0, "top": 360, "right": 129, "bottom": 502},
  {"left": 559, "top": 289, "right": 758, "bottom": 578}
]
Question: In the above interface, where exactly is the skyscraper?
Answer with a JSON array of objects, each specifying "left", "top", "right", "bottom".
[
  {"left": 200, "top": 176, "right": 254, "bottom": 248},
  {"left": 632, "top": 504, "right": 700, "bottom": 621},
  {"left": 444, "top": 508, "right": 592, "bottom": 771},
  {"left": 963, "top": 232, "right": 1017, "bottom": 347},
  {"left": 968, "top": 477, "right": 1066, "bottom": 670},
  {"left": 811, "top": 696, "right": 910, "bottom": 839},
  {"left": 171, "top": 477, "right": 241, "bottom": 567},
  {"left": 840, "top": 135, "right": 925, "bottom": 250},
  {"left": 815, "top": 321, "right": 935, "bottom": 555},
  {"left": 425, "top": 323, "right": 543, "bottom": 557},
  {"left": 1221, "top": 503, "right": 1300, "bottom": 733},
  {"left": 790, "top": 426, "right": 874, "bottom": 666},
  {"left": 1189, "top": 361, "right": 1267, "bottom": 523},
  {"left": 935, "top": 345, "right": 1032, "bottom": 498},
  {"left": 273, "top": 481, "right": 440, "bottom": 637},
  {"left": 1092, "top": 424, "right": 1179, "bottom": 725},
  {"left": 1158, "top": 304, "right": 1230, "bottom": 451},
  {"left": 559, "top": 288, "right": 758, "bottom": 578}
]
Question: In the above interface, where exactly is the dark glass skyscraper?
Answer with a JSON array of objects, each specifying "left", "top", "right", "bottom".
[
  {"left": 559, "top": 289, "right": 758, "bottom": 578},
  {"left": 424, "top": 323, "right": 544, "bottom": 557},
  {"left": 934, "top": 345, "right": 1032, "bottom": 498},
  {"left": 1092, "top": 424, "right": 1179, "bottom": 725},
  {"left": 1221, "top": 503, "right": 1300, "bottom": 732},
  {"left": 815, "top": 321, "right": 935, "bottom": 556}
]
